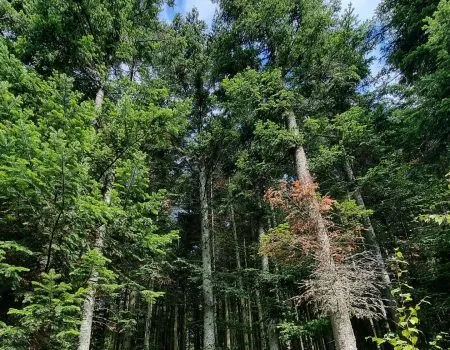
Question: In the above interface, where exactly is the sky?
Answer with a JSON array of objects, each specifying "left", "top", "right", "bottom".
[
  {"left": 160, "top": 0, "right": 383, "bottom": 75},
  {"left": 161, "top": 0, "right": 381, "bottom": 25},
  {"left": 341, "top": 0, "right": 380, "bottom": 21}
]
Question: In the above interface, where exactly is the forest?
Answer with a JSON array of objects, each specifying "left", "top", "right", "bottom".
[{"left": 0, "top": 0, "right": 449, "bottom": 349}]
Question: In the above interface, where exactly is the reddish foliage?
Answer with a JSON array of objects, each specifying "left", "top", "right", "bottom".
[{"left": 263, "top": 180, "right": 360, "bottom": 263}]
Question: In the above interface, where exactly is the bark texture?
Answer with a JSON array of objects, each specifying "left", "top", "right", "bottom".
[
  {"left": 286, "top": 111, "right": 357, "bottom": 350},
  {"left": 77, "top": 87, "right": 109, "bottom": 350},
  {"left": 343, "top": 154, "right": 391, "bottom": 288},
  {"left": 230, "top": 203, "right": 250, "bottom": 350},
  {"left": 343, "top": 153, "right": 392, "bottom": 329},
  {"left": 144, "top": 295, "right": 153, "bottom": 350},
  {"left": 200, "top": 164, "right": 216, "bottom": 350}
]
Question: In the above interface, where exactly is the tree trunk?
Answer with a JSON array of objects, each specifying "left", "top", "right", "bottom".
[
  {"left": 343, "top": 153, "right": 392, "bottom": 330},
  {"left": 211, "top": 177, "right": 216, "bottom": 271},
  {"left": 258, "top": 219, "right": 278, "bottom": 350},
  {"left": 286, "top": 111, "right": 357, "bottom": 350},
  {"left": 200, "top": 164, "right": 216, "bottom": 350},
  {"left": 255, "top": 289, "right": 267, "bottom": 350},
  {"left": 210, "top": 178, "right": 219, "bottom": 345},
  {"left": 224, "top": 296, "right": 232, "bottom": 349},
  {"left": 78, "top": 87, "right": 110, "bottom": 350},
  {"left": 182, "top": 294, "right": 187, "bottom": 350},
  {"left": 122, "top": 290, "right": 137, "bottom": 350},
  {"left": 258, "top": 220, "right": 269, "bottom": 272},
  {"left": 247, "top": 299, "right": 254, "bottom": 350},
  {"left": 343, "top": 153, "right": 391, "bottom": 288},
  {"left": 268, "top": 320, "right": 279, "bottom": 350},
  {"left": 174, "top": 304, "right": 179, "bottom": 350},
  {"left": 230, "top": 203, "right": 250, "bottom": 350},
  {"left": 144, "top": 292, "right": 153, "bottom": 350}
]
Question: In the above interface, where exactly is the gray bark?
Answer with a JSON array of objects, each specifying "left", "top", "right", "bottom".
[
  {"left": 343, "top": 154, "right": 391, "bottom": 287},
  {"left": 174, "top": 304, "right": 179, "bottom": 350},
  {"left": 343, "top": 153, "right": 392, "bottom": 331},
  {"left": 123, "top": 290, "right": 137, "bottom": 350},
  {"left": 144, "top": 294, "right": 153, "bottom": 350},
  {"left": 268, "top": 320, "right": 279, "bottom": 350},
  {"left": 286, "top": 111, "right": 357, "bottom": 350},
  {"left": 200, "top": 164, "right": 216, "bottom": 350},
  {"left": 224, "top": 296, "right": 232, "bottom": 349},
  {"left": 230, "top": 203, "right": 250, "bottom": 350},
  {"left": 248, "top": 299, "right": 254, "bottom": 350},
  {"left": 77, "top": 87, "right": 109, "bottom": 350},
  {"left": 258, "top": 220, "right": 278, "bottom": 350},
  {"left": 255, "top": 289, "right": 267, "bottom": 350},
  {"left": 258, "top": 221, "right": 270, "bottom": 272}
]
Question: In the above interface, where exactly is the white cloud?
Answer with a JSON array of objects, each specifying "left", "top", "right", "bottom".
[{"left": 341, "top": 0, "right": 380, "bottom": 21}]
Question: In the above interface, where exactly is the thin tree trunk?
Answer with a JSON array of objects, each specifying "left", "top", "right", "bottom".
[
  {"left": 230, "top": 203, "right": 250, "bottom": 350},
  {"left": 225, "top": 296, "right": 232, "bottom": 349},
  {"left": 230, "top": 203, "right": 242, "bottom": 272},
  {"left": 256, "top": 290, "right": 267, "bottom": 350},
  {"left": 343, "top": 152, "right": 391, "bottom": 328},
  {"left": 268, "top": 320, "right": 279, "bottom": 350},
  {"left": 122, "top": 290, "right": 136, "bottom": 350},
  {"left": 153, "top": 303, "right": 159, "bottom": 350},
  {"left": 248, "top": 299, "right": 254, "bottom": 350},
  {"left": 144, "top": 291, "right": 153, "bottom": 350},
  {"left": 182, "top": 294, "right": 187, "bottom": 350},
  {"left": 286, "top": 111, "right": 357, "bottom": 350},
  {"left": 211, "top": 177, "right": 216, "bottom": 271},
  {"left": 242, "top": 301, "right": 250, "bottom": 350},
  {"left": 78, "top": 87, "right": 110, "bottom": 350},
  {"left": 343, "top": 153, "right": 390, "bottom": 287},
  {"left": 258, "top": 220, "right": 269, "bottom": 272},
  {"left": 174, "top": 304, "right": 179, "bottom": 350},
  {"left": 258, "top": 218, "right": 278, "bottom": 350},
  {"left": 210, "top": 178, "right": 219, "bottom": 345},
  {"left": 200, "top": 164, "right": 216, "bottom": 350},
  {"left": 300, "top": 335, "right": 305, "bottom": 350}
]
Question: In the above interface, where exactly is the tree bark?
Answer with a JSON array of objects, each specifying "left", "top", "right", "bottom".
[
  {"left": 122, "top": 290, "right": 136, "bottom": 350},
  {"left": 286, "top": 111, "right": 357, "bottom": 350},
  {"left": 200, "top": 164, "right": 216, "bottom": 350},
  {"left": 77, "top": 87, "right": 110, "bottom": 350},
  {"left": 258, "top": 221, "right": 270, "bottom": 272},
  {"left": 247, "top": 299, "right": 254, "bottom": 350},
  {"left": 343, "top": 153, "right": 392, "bottom": 330},
  {"left": 144, "top": 293, "right": 153, "bottom": 350},
  {"left": 224, "top": 296, "right": 232, "bottom": 349},
  {"left": 258, "top": 220, "right": 279, "bottom": 350},
  {"left": 342, "top": 153, "right": 391, "bottom": 288},
  {"left": 174, "top": 304, "right": 179, "bottom": 350},
  {"left": 230, "top": 203, "right": 250, "bottom": 350},
  {"left": 268, "top": 320, "right": 279, "bottom": 350},
  {"left": 256, "top": 289, "right": 267, "bottom": 350}
]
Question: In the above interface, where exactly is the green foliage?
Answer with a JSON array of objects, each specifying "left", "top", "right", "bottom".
[
  {"left": 279, "top": 318, "right": 330, "bottom": 341},
  {"left": 378, "top": 0, "right": 440, "bottom": 81},
  {"left": 70, "top": 249, "right": 120, "bottom": 294},
  {"left": 0, "top": 241, "right": 31, "bottom": 287},
  {"left": 0, "top": 269, "right": 83, "bottom": 350},
  {"left": 141, "top": 289, "right": 165, "bottom": 304},
  {"left": 0, "top": 0, "right": 449, "bottom": 347},
  {"left": 369, "top": 250, "right": 447, "bottom": 350}
]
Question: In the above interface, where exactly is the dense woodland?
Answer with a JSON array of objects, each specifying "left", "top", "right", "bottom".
[{"left": 0, "top": 0, "right": 449, "bottom": 349}]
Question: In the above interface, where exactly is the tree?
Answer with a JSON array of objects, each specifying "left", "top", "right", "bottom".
[{"left": 214, "top": 1, "right": 375, "bottom": 347}]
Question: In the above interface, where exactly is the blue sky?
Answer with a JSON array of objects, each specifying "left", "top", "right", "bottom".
[
  {"left": 161, "top": 0, "right": 381, "bottom": 25},
  {"left": 342, "top": 0, "right": 379, "bottom": 20},
  {"left": 160, "top": 0, "right": 383, "bottom": 75}
]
